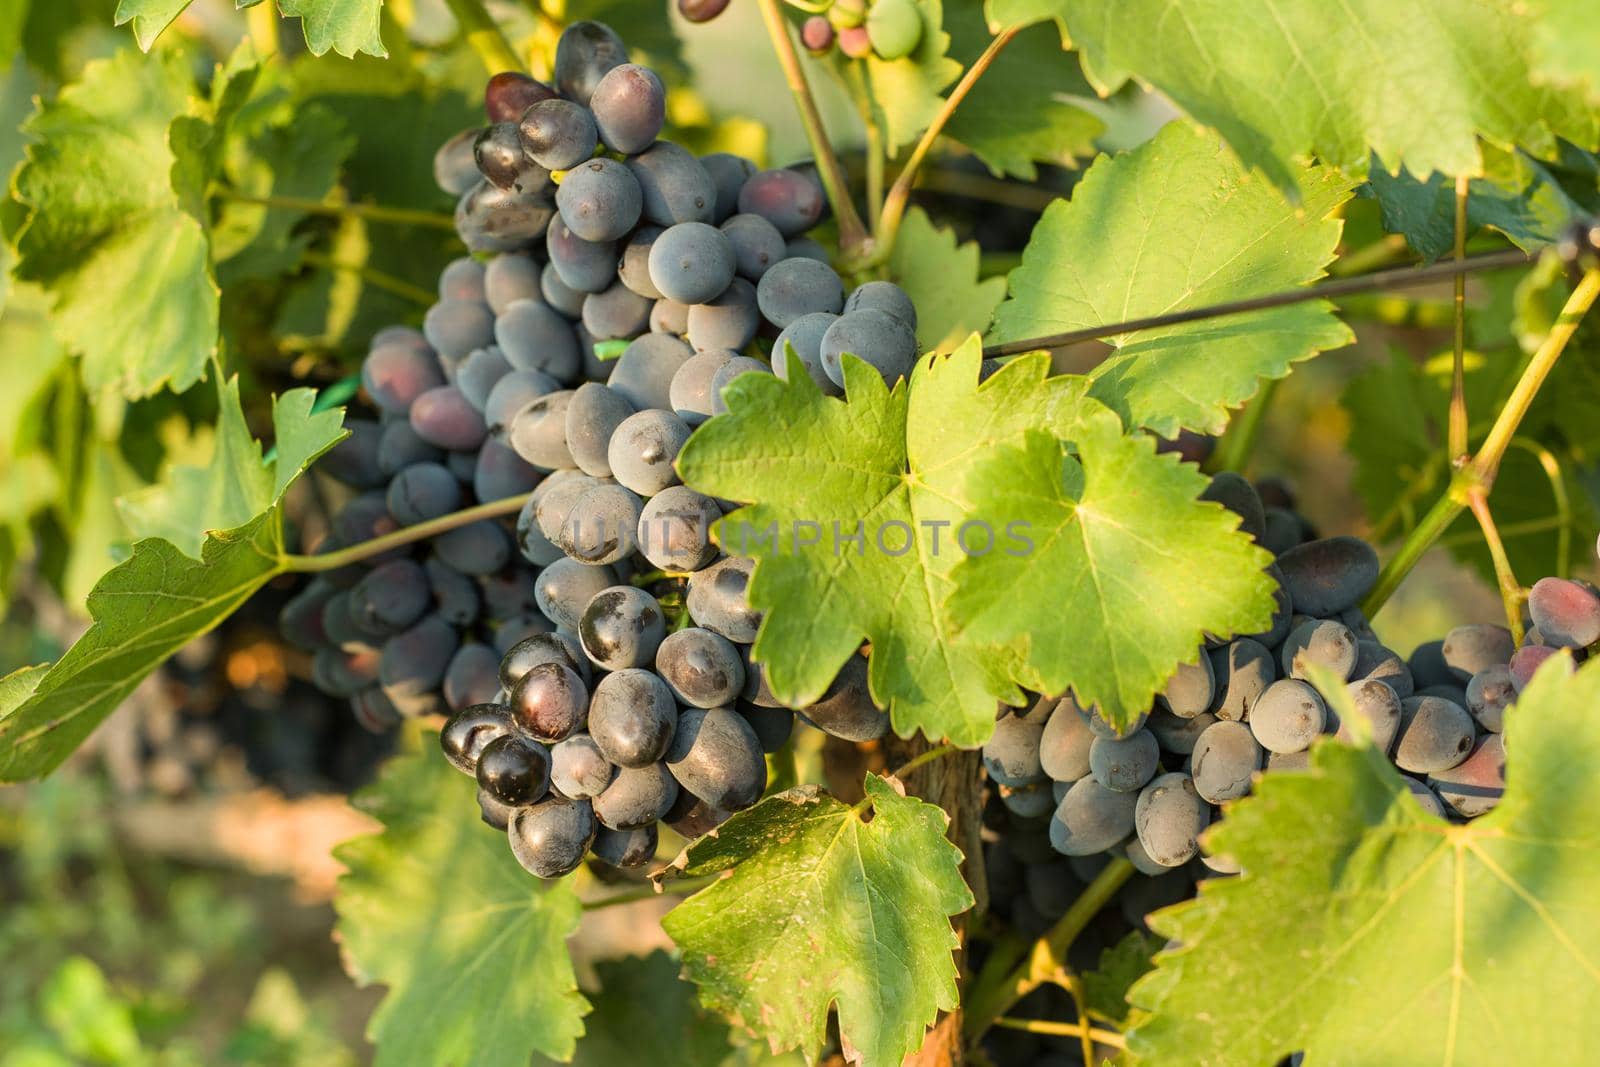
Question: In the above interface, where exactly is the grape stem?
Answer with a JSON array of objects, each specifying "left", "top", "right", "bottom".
[
  {"left": 755, "top": 0, "right": 870, "bottom": 257},
  {"left": 888, "top": 743, "right": 955, "bottom": 780},
  {"left": 282, "top": 493, "right": 531, "bottom": 572},
  {"left": 982, "top": 248, "right": 1531, "bottom": 357},
  {"left": 1466, "top": 490, "right": 1525, "bottom": 644},
  {"left": 961, "top": 857, "right": 1135, "bottom": 1040},
  {"left": 442, "top": 0, "right": 525, "bottom": 75},
  {"left": 246, "top": 2, "right": 279, "bottom": 58},
  {"left": 989, "top": 1016, "right": 1127, "bottom": 1049},
  {"left": 1363, "top": 266, "right": 1600, "bottom": 617},
  {"left": 874, "top": 26, "right": 1022, "bottom": 264},
  {"left": 214, "top": 191, "right": 459, "bottom": 232}
]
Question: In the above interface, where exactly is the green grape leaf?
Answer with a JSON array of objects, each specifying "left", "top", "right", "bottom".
[
  {"left": 1129, "top": 656, "right": 1600, "bottom": 1065},
  {"left": 0, "top": 386, "right": 341, "bottom": 779},
  {"left": 12, "top": 49, "right": 219, "bottom": 398},
  {"left": 334, "top": 742, "right": 589, "bottom": 1067},
  {"left": 534, "top": 952, "right": 735, "bottom": 1067},
  {"left": 112, "top": 0, "right": 191, "bottom": 51},
  {"left": 661, "top": 776, "right": 972, "bottom": 1067},
  {"left": 946, "top": 423, "right": 1276, "bottom": 731},
  {"left": 1082, "top": 929, "right": 1162, "bottom": 1026},
  {"left": 863, "top": 0, "right": 962, "bottom": 155},
  {"left": 677, "top": 337, "right": 1099, "bottom": 747},
  {"left": 887, "top": 207, "right": 1006, "bottom": 353},
  {"left": 1020, "top": 0, "right": 1600, "bottom": 191},
  {"left": 118, "top": 376, "right": 344, "bottom": 558},
  {"left": 278, "top": 0, "right": 385, "bottom": 58},
  {"left": 213, "top": 100, "right": 356, "bottom": 283},
  {"left": 60, "top": 436, "right": 146, "bottom": 610},
  {"left": 1367, "top": 143, "right": 1600, "bottom": 262},
  {"left": 988, "top": 122, "right": 1355, "bottom": 437},
  {"left": 943, "top": 9, "right": 1102, "bottom": 180},
  {"left": 1529, "top": 0, "right": 1600, "bottom": 102},
  {"left": 0, "top": 512, "right": 287, "bottom": 781}
]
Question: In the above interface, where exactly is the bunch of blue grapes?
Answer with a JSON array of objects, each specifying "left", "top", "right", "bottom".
[
  {"left": 403, "top": 20, "right": 922, "bottom": 879},
  {"left": 977, "top": 473, "right": 1575, "bottom": 937}
]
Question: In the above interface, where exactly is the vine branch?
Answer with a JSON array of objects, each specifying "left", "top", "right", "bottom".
[
  {"left": 755, "top": 0, "right": 869, "bottom": 256},
  {"left": 982, "top": 248, "right": 1531, "bottom": 357},
  {"left": 283, "top": 493, "right": 530, "bottom": 572},
  {"left": 990, "top": 1016, "right": 1127, "bottom": 1049},
  {"left": 1466, "top": 489, "right": 1525, "bottom": 644},
  {"left": 1363, "top": 266, "right": 1600, "bottom": 617},
  {"left": 582, "top": 874, "right": 719, "bottom": 910},
  {"left": 875, "top": 26, "right": 1022, "bottom": 258},
  {"left": 962, "top": 857, "right": 1135, "bottom": 1040}
]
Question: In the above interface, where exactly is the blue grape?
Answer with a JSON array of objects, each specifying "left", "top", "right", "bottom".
[
  {"left": 563, "top": 483, "right": 643, "bottom": 565},
  {"left": 627, "top": 142, "right": 716, "bottom": 226},
  {"left": 1351, "top": 639, "right": 1413, "bottom": 698},
  {"left": 1249, "top": 679, "right": 1326, "bottom": 754},
  {"left": 589, "top": 668, "right": 679, "bottom": 768},
  {"left": 591, "top": 824, "right": 657, "bottom": 869},
  {"left": 668, "top": 349, "right": 735, "bottom": 425},
  {"left": 509, "top": 796, "right": 596, "bottom": 878},
  {"left": 455, "top": 347, "right": 512, "bottom": 413},
  {"left": 377, "top": 420, "right": 445, "bottom": 477},
  {"left": 618, "top": 225, "right": 665, "bottom": 298},
  {"left": 1441, "top": 624, "right": 1515, "bottom": 680},
  {"left": 554, "top": 21, "right": 630, "bottom": 107},
  {"left": 1279, "top": 619, "right": 1358, "bottom": 681},
  {"left": 480, "top": 567, "right": 540, "bottom": 619},
  {"left": 1039, "top": 698, "right": 1094, "bottom": 781},
  {"left": 323, "top": 419, "right": 387, "bottom": 489},
  {"left": 520, "top": 98, "right": 600, "bottom": 171},
  {"left": 443, "top": 643, "right": 503, "bottom": 712},
  {"left": 785, "top": 236, "right": 829, "bottom": 262},
  {"left": 351, "top": 558, "right": 431, "bottom": 631},
  {"left": 608, "top": 409, "right": 692, "bottom": 496},
  {"left": 592, "top": 764, "right": 678, "bottom": 830},
  {"left": 581, "top": 280, "right": 653, "bottom": 340},
  {"left": 556, "top": 157, "right": 642, "bottom": 242},
  {"left": 532, "top": 470, "right": 603, "bottom": 546},
  {"left": 1427, "top": 734, "right": 1505, "bottom": 817},
  {"left": 435, "top": 129, "right": 481, "bottom": 196},
  {"left": 650, "top": 298, "right": 690, "bottom": 335},
  {"left": 510, "top": 660, "right": 589, "bottom": 742},
  {"left": 495, "top": 298, "right": 581, "bottom": 382},
  {"left": 425, "top": 557, "right": 481, "bottom": 626},
  {"left": 736, "top": 168, "right": 825, "bottom": 236},
  {"left": 485, "top": 71, "right": 557, "bottom": 123},
  {"left": 475, "top": 122, "right": 549, "bottom": 194},
  {"left": 579, "top": 586, "right": 666, "bottom": 671},
  {"left": 709, "top": 355, "right": 774, "bottom": 416},
  {"left": 363, "top": 336, "right": 444, "bottom": 416},
  {"left": 1088, "top": 729, "right": 1160, "bottom": 792},
  {"left": 501, "top": 631, "right": 588, "bottom": 691},
  {"left": 687, "top": 277, "right": 759, "bottom": 352},
  {"left": 455, "top": 179, "right": 557, "bottom": 254},
  {"left": 647, "top": 221, "right": 737, "bottom": 305},
  {"left": 386, "top": 462, "right": 462, "bottom": 525},
  {"left": 484, "top": 254, "right": 543, "bottom": 314},
  {"left": 590, "top": 63, "right": 666, "bottom": 154},
  {"left": 1275, "top": 536, "right": 1381, "bottom": 616},
  {"left": 608, "top": 332, "right": 696, "bottom": 411},
  {"left": 656, "top": 627, "right": 745, "bottom": 708},
  {"left": 508, "top": 390, "right": 577, "bottom": 470},
  {"left": 535, "top": 558, "right": 619, "bottom": 630},
  {"left": 772, "top": 312, "right": 842, "bottom": 395},
  {"left": 1049, "top": 777, "right": 1137, "bottom": 857},
  {"left": 1529, "top": 576, "right": 1600, "bottom": 647},
  {"left": 1159, "top": 653, "right": 1214, "bottom": 717},
  {"left": 1212, "top": 637, "right": 1275, "bottom": 721},
  {"left": 1465, "top": 665, "right": 1513, "bottom": 733},
  {"left": 755, "top": 257, "right": 843, "bottom": 328},
  {"left": 820, "top": 308, "right": 918, "bottom": 387},
  {"left": 565, "top": 382, "right": 636, "bottom": 477},
  {"left": 550, "top": 733, "right": 616, "bottom": 799},
  {"left": 1200, "top": 471, "right": 1266, "bottom": 543},
  {"left": 1191, "top": 720, "right": 1261, "bottom": 803},
  {"left": 686, "top": 555, "right": 760, "bottom": 642},
  {"left": 411, "top": 386, "right": 488, "bottom": 451},
  {"left": 471, "top": 438, "right": 540, "bottom": 504},
  {"left": 379, "top": 615, "right": 459, "bottom": 709},
  {"left": 667, "top": 706, "right": 767, "bottom": 811},
  {"left": 313, "top": 645, "right": 380, "bottom": 697},
  {"left": 699, "top": 152, "right": 757, "bottom": 222},
  {"left": 720, "top": 213, "right": 787, "bottom": 280},
  {"left": 1395, "top": 695, "right": 1476, "bottom": 774},
  {"left": 540, "top": 261, "right": 588, "bottom": 317},
  {"left": 637, "top": 485, "right": 721, "bottom": 571},
  {"left": 473, "top": 739, "right": 550, "bottom": 806},
  {"left": 843, "top": 280, "right": 916, "bottom": 330},
  {"left": 1334, "top": 678, "right": 1403, "bottom": 752},
  {"left": 737, "top": 703, "right": 794, "bottom": 753},
  {"left": 432, "top": 520, "right": 512, "bottom": 576},
  {"left": 546, "top": 214, "right": 620, "bottom": 293},
  {"left": 795, "top": 654, "right": 888, "bottom": 741},
  {"left": 1134, "top": 773, "right": 1209, "bottom": 868},
  {"left": 441, "top": 703, "right": 514, "bottom": 774},
  {"left": 484, "top": 369, "right": 560, "bottom": 439},
  {"left": 983, "top": 711, "right": 1046, "bottom": 786}
]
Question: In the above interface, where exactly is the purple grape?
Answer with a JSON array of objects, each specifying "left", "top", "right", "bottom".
[
  {"left": 581, "top": 280, "right": 653, "bottom": 340},
  {"left": 607, "top": 332, "right": 696, "bottom": 410},
  {"left": 435, "top": 129, "right": 481, "bottom": 196},
  {"left": 637, "top": 485, "right": 721, "bottom": 571},
  {"left": 475, "top": 122, "right": 548, "bottom": 194},
  {"left": 509, "top": 796, "right": 596, "bottom": 878},
  {"left": 773, "top": 312, "right": 841, "bottom": 395},
  {"left": 647, "top": 221, "right": 737, "bottom": 305},
  {"left": 589, "top": 668, "right": 679, "bottom": 768},
  {"left": 666, "top": 706, "right": 767, "bottom": 811},
  {"left": 432, "top": 520, "right": 512, "bottom": 576},
  {"left": 699, "top": 152, "right": 757, "bottom": 222},
  {"left": 444, "top": 643, "right": 503, "bottom": 711},
  {"left": 520, "top": 98, "right": 600, "bottom": 172},
  {"left": 323, "top": 419, "right": 386, "bottom": 489},
  {"left": 386, "top": 462, "right": 462, "bottom": 525},
  {"left": 755, "top": 257, "right": 844, "bottom": 328},
  {"left": 556, "top": 157, "right": 642, "bottom": 242},
  {"left": 441, "top": 704, "right": 514, "bottom": 774},
  {"left": 668, "top": 349, "right": 735, "bottom": 425},
  {"left": 510, "top": 661, "right": 589, "bottom": 742},
  {"left": 454, "top": 179, "right": 556, "bottom": 254},
  {"left": 687, "top": 276, "right": 759, "bottom": 352},
  {"left": 590, "top": 64, "right": 666, "bottom": 155},
  {"left": 485, "top": 71, "right": 557, "bottom": 123},
  {"left": 546, "top": 214, "right": 619, "bottom": 293},
  {"left": 721, "top": 213, "right": 787, "bottom": 281},
  {"left": 627, "top": 142, "right": 716, "bottom": 226},
  {"left": 565, "top": 382, "right": 636, "bottom": 478},
  {"left": 495, "top": 298, "right": 581, "bottom": 382},
  {"left": 363, "top": 337, "right": 445, "bottom": 414},
  {"left": 1528, "top": 577, "right": 1600, "bottom": 647},
  {"left": 554, "top": 21, "right": 630, "bottom": 107},
  {"left": 484, "top": 254, "right": 543, "bottom": 315},
  {"left": 377, "top": 420, "right": 444, "bottom": 477},
  {"left": 737, "top": 168, "right": 825, "bottom": 236},
  {"left": 508, "top": 389, "right": 577, "bottom": 471},
  {"left": 820, "top": 308, "right": 918, "bottom": 387}
]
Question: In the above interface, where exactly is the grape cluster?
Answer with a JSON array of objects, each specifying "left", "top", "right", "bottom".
[
  {"left": 981, "top": 474, "right": 1528, "bottom": 911},
  {"left": 413, "top": 21, "right": 923, "bottom": 879}
]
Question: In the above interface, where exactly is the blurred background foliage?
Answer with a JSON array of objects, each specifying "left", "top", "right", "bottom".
[{"left": 2, "top": 0, "right": 1592, "bottom": 1062}]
